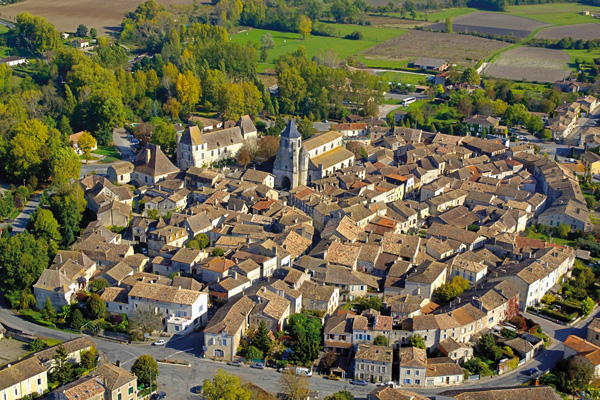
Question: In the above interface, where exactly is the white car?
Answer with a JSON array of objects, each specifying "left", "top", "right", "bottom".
[{"left": 153, "top": 339, "right": 166, "bottom": 346}]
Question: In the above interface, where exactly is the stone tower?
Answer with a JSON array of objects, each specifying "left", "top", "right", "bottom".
[{"left": 273, "top": 120, "right": 305, "bottom": 189}]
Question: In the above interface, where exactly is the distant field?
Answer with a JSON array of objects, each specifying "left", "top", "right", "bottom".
[
  {"left": 426, "top": 8, "right": 476, "bottom": 22},
  {"left": 0, "top": 0, "right": 194, "bottom": 36},
  {"left": 536, "top": 23, "right": 600, "bottom": 40},
  {"left": 377, "top": 71, "right": 428, "bottom": 85},
  {"left": 484, "top": 47, "right": 570, "bottom": 82},
  {"left": 567, "top": 49, "right": 600, "bottom": 64},
  {"left": 504, "top": 3, "right": 600, "bottom": 25},
  {"left": 360, "top": 30, "right": 510, "bottom": 69},
  {"left": 428, "top": 11, "right": 547, "bottom": 38},
  {"left": 231, "top": 25, "right": 404, "bottom": 65}
]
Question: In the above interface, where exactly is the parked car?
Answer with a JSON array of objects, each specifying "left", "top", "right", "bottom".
[
  {"left": 350, "top": 380, "right": 368, "bottom": 386},
  {"left": 151, "top": 392, "right": 166, "bottom": 400},
  {"left": 152, "top": 339, "right": 166, "bottom": 346},
  {"left": 328, "top": 374, "right": 340, "bottom": 381},
  {"left": 250, "top": 363, "right": 265, "bottom": 369},
  {"left": 525, "top": 368, "right": 538, "bottom": 376},
  {"left": 228, "top": 361, "right": 242, "bottom": 367},
  {"left": 277, "top": 367, "right": 290, "bottom": 373},
  {"left": 191, "top": 386, "right": 202, "bottom": 394}
]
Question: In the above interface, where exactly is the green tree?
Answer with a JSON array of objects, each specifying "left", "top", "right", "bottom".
[
  {"left": 87, "top": 293, "right": 106, "bottom": 319},
  {"left": 298, "top": 15, "right": 312, "bottom": 39},
  {"left": 14, "top": 13, "right": 61, "bottom": 53},
  {"left": 325, "top": 391, "right": 354, "bottom": 400},
  {"left": 462, "top": 67, "right": 481, "bottom": 86},
  {"left": 80, "top": 348, "right": 98, "bottom": 370},
  {"left": 373, "top": 335, "right": 388, "bottom": 346},
  {"left": 90, "top": 28, "right": 97, "bottom": 38},
  {"left": 261, "top": 33, "right": 274, "bottom": 51},
  {"left": 89, "top": 278, "right": 109, "bottom": 293},
  {"left": 30, "top": 338, "right": 47, "bottom": 352},
  {"left": 557, "top": 223, "right": 571, "bottom": 239},
  {"left": 19, "top": 287, "right": 36, "bottom": 309},
  {"left": 251, "top": 320, "right": 272, "bottom": 355},
  {"left": 76, "top": 24, "right": 88, "bottom": 37},
  {"left": 408, "top": 334, "right": 425, "bottom": 349},
  {"left": 30, "top": 209, "right": 61, "bottom": 244},
  {"left": 540, "top": 128, "right": 552, "bottom": 140},
  {"left": 131, "top": 355, "right": 159, "bottom": 387},
  {"left": 203, "top": 369, "right": 251, "bottom": 400},
  {"left": 50, "top": 147, "right": 81, "bottom": 186},
  {"left": 70, "top": 308, "right": 85, "bottom": 330},
  {"left": 51, "top": 344, "right": 73, "bottom": 384},
  {"left": 0, "top": 232, "right": 49, "bottom": 292},
  {"left": 49, "top": 186, "right": 86, "bottom": 247},
  {"left": 245, "top": 345, "right": 264, "bottom": 361},
  {"left": 297, "top": 117, "right": 315, "bottom": 140},
  {"left": 582, "top": 297, "right": 595, "bottom": 315},
  {"left": 445, "top": 17, "right": 453, "bottom": 33},
  {"left": 77, "top": 131, "right": 97, "bottom": 164},
  {"left": 212, "top": 248, "right": 226, "bottom": 257},
  {"left": 149, "top": 117, "right": 176, "bottom": 156},
  {"left": 526, "top": 115, "right": 544, "bottom": 133}
]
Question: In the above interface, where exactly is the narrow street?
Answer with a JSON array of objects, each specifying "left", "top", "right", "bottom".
[{"left": 9, "top": 192, "right": 41, "bottom": 235}]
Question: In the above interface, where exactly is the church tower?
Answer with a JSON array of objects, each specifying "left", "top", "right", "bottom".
[{"left": 273, "top": 120, "right": 302, "bottom": 189}]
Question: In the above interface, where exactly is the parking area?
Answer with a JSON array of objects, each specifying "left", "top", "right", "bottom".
[{"left": 0, "top": 338, "right": 30, "bottom": 367}]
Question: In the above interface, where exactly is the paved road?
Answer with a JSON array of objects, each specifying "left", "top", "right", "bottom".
[
  {"left": 9, "top": 192, "right": 41, "bottom": 235},
  {"left": 113, "top": 128, "right": 137, "bottom": 161}
]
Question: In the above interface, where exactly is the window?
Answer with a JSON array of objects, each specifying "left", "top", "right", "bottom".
[
  {"left": 415, "top": 379, "right": 421, "bottom": 385},
  {"left": 407, "top": 370, "right": 410, "bottom": 376},
  {"left": 222, "top": 339, "right": 227, "bottom": 346},
  {"left": 129, "top": 385, "right": 134, "bottom": 394},
  {"left": 118, "top": 394, "right": 122, "bottom": 400},
  {"left": 415, "top": 370, "right": 419, "bottom": 376},
  {"left": 37, "top": 378, "right": 42, "bottom": 386},
  {"left": 175, "top": 326, "right": 180, "bottom": 331}
]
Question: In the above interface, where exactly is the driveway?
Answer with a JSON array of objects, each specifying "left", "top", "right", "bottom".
[
  {"left": 9, "top": 192, "right": 41, "bottom": 235},
  {"left": 113, "top": 128, "right": 137, "bottom": 161}
]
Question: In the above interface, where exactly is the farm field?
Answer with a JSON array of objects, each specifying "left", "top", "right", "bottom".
[
  {"left": 231, "top": 25, "right": 404, "bottom": 66},
  {"left": 483, "top": 47, "right": 570, "bottom": 83},
  {"left": 536, "top": 23, "right": 600, "bottom": 40},
  {"left": 426, "top": 8, "right": 476, "bottom": 22},
  {"left": 504, "top": 3, "right": 600, "bottom": 25},
  {"left": 428, "top": 11, "right": 548, "bottom": 38},
  {"left": 360, "top": 30, "right": 510, "bottom": 69},
  {"left": 0, "top": 0, "right": 194, "bottom": 36},
  {"left": 377, "top": 71, "right": 429, "bottom": 85},
  {"left": 567, "top": 49, "right": 600, "bottom": 65}
]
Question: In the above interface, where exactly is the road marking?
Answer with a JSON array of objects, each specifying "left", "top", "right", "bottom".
[{"left": 168, "top": 348, "right": 195, "bottom": 358}]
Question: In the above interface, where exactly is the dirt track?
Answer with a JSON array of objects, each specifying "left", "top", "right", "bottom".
[{"left": 0, "top": 0, "right": 194, "bottom": 36}]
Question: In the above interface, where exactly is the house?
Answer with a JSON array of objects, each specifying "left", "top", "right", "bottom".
[
  {"left": 435, "top": 386, "right": 562, "bottom": 400},
  {"left": 128, "top": 282, "right": 208, "bottom": 334},
  {"left": 101, "top": 287, "right": 131, "bottom": 314},
  {"left": 0, "top": 56, "right": 27, "bottom": 67},
  {"left": 70, "top": 131, "right": 97, "bottom": 155},
  {"left": 33, "top": 268, "right": 82, "bottom": 310},
  {"left": 133, "top": 143, "right": 179, "bottom": 185},
  {"left": 398, "top": 347, "right": 427, "bottom": 386},
  {"left": 367, "top": 387, "right": 428, "bottom": 400},
  {"left": 581, "top": 151, "right": 600, "bottom": 175},
  {"left": 72, "top": 39, "right": 89, "bottom": 48},
  {"left": 564, "top": 335, "right": 600, "bottom": 377},
  {"left": 464, "top": 115, "right": 500, "bottom": 134},
  {"left": 248, "top": 286, "right": 291, "bottom": 332},
  {"left": 299, "top": 280, "right": 340, "bottom": 315},
  {"left": 55, "top": 362, "right": 138, "bottom": 400},
  {"left": 404, "top": 261, "right": 447, "bottom": 298},
  {"left": 147, "top": 225, "right": 187, "bottom": 256},
  {"left": 108, "top": 162, "right": 134, "bottom": 184},
  {"left": 413, "top": 58, "right": 449, "bottom": 72},
  {"left": 537, "top": 199, "right": 590, "bottom": 232},
  {"left": 425, "top": 358, "right": 464, "bottom": 387},
  {"left": 0, "top": 357, "right": 48, "bottom": 400},
  {"left": 210, "top": 272, "right": 252, "bottom": 301},
  {"left": 204, "top": 296, "right": 255, "bottom": 361},
  {"left": 34, "top": 337, "right": 96, "bottom": 369},
  {"left": 588, "top": 318, "right": 600, "bottom": 346},
  {"left": 438, "top": 338, "right": 473, "bottom": 364},
  {"left": 331, "top": 123, "right": 368, "bottom": 138},
  {"left": 354, "top": 344, "right": 393, "bottom": 383}
]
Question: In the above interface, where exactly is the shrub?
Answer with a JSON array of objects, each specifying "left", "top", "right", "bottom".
[
  {"left": 344, "top": 30, "right": 363, "bottom": 40},
  {"left": 29, "top": 338, "right": 47, "bottom": 353}
]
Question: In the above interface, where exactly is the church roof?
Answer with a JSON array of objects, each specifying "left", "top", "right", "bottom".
[{"left": 281, "top": 120, "right": 301, "bottom": 139}]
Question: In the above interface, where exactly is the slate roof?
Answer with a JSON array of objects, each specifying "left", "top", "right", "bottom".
[{"left": 281, "top": 120, "right": 301, "bottom": 139}]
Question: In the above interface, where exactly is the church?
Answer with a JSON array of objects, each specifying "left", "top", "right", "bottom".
[{"left": 273, "top": 120, "right": 355, "bottom": 189}]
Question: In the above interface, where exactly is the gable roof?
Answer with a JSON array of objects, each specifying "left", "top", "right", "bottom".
[{"left": 134, "top": 143, "right": 179, "bottom": 177}]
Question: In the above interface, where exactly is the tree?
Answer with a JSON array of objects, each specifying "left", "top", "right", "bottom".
[
  {"left": 245, "top": 346, "right": 264, "bottom": 361},
  {"left": 87, "top": 293, "right": 106, "bottom": 319},
  {"left": 462, "top": 67, "right": 481, "bottom": 86},
  {"left": 89, "top": 278, "right": 109, "bottom": 293},
  {"left": 129, "top": 305, "right": 163, "bottom": 334},
  {"left": 0, "top": 232, "right": 49, "bottom": 292},
  {"left": 30, "top": 338, "right": 47, "bottom": 352},
  {"left": 90, "top": 28, "right": 97, "bottom": 38},
  {"left": 279, "top": 370, "right": 310, "bottom": 400},
  {"left": 320, "top": 351, "right": 337, "bottom": 371},
  {"left": 70, "top": 308, "right": 85, "bottom": 330},
  {"left": 445, "top": 17, "right": 453, "bottom": 33},
  {"left": 540, "top": 128, "right": 552, "bottom": 140},
  {"left": 187, "top": 233, "right": 210, "bottom": 250},
  {"left": 149, "top": 117, "right": 176, "bottom": 156},
  {"left": 433, "top": 276, "right": 470, "bottom": 303},
  {"left": 582, "top": 296, "right": 595, "bottom": 315},
  {"left": 299, "top": 16, "right": 312, "bottom": 39},
  {"left": 30, "top": 209, "right": 61, "bottom": 244},
  {"left": 373, "top": 335, "right": 388, "bottom": 346},
  {"left": 203, "top": 369, "right": 251, "bottom": 400},
  {"left": 19, "top": 287, "right": 36, "bottom": 309},
  {"left": 258, "top": 136, "right": 280, "bottom": 159},
  {"left": 131, "top": 355, "right": 159, "bottom": 387},
  {"left": 325, "top": 391, "right": 355, "bottom": 400},
  {"left": 261, "top": 33, "right": 274, "bottom": 51},
  {"left": 297, "top": 117, "right": 315, "bottom": 140},
  {"left": 526, "top": 115, "right": 544, "bottom": 133},
  {"left": 51, "top": 344, "right": 73, "bottom": 384},
  {"left": 557, "top": 223, "right": 571, "bottom": 239},
  {"left": 479, "top": 333, "right": 503, "bottom": 361},
  {"left": 80, "top": 348, "right": 98, "bottom": 370},
  {"left": 251, "top": 320, "right": 273, "bottom": 355},
  {"left": 76, "top": 24, "right": 88, "bottom": 37},
  {"left": 77, "top": 131, "right": 97, "bottom": 164},
  {"left": 14, "top": 13, "right": 61, "bottom": 53},
  {"left": 408, "top": 334, "right": 425, "bottom": 349},
  {"left": 212, "top": 248, "right": 226, "bottom": 257},
  {"left": 237, "top": 142, "right": 255, "bottom": 167},
  {"left": 50, "top": 147, "right": 81, "bottom": 186},
  {"left": 176, "top": 70, "right": 201, "bottom": 113}
]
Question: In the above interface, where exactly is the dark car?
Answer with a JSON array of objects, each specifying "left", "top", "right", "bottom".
[
  {"left": 525, "top": 368, "right": 538, "bottom": 376},
  {"left": 228, "top": 361, "right": 242, "bottom": 367},
  {"left": 191, "top": 386, "right": 202, "bottom": 394},
  {"left": 151, "top": 392, "right": 166, "bottom": 400},
  {"left": 250, "top": 363, "right": 265, "bottom": 369},
  {"left": 350, "top": 380, "right": 368, "bottom": 386}
]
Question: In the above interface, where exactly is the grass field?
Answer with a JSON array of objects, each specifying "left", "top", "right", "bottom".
[
  {"left": 0, "top": 25, "right": 8, "bottom": 35},
  {"left": 232, "top": 25, "right": 404, "bottom": 65},
  {"left": 378, "top": 71, "right": 428, "bottom": 85},
  {"left": 356, "top": 55, "right": 410, "bottom": 69},
  {"left": 426, "top": 7, "right": 476, "bottom": 21},
  {"left": 567, "top": 49, "right": 600, "bottom": 65},
  {"left": 504, "top": 3, "right": 600, "bottom": 25}
]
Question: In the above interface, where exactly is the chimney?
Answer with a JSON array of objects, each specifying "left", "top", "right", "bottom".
[
  {"left": 146, "top": 147, "right": 151, "bottom": 162},
  {"left": 258, "top": 296, "right": 262, "bottom": 304},
  {"left": 178, "top": 286, "right": 182, "bottom": 291},
  {"left": 233, "top": 271, "right": 238, "bottom": 280},
  {"left": 116, "top": 360, "right": 121, "bottom": 367}
]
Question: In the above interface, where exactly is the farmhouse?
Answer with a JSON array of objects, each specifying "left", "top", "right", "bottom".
[
  {"left": 413, "top": 57, "right": 449, "bottom": 72},
  {"left": 72, "top": 39, "right": 89, "bottom": 48},
  {"left": 0, "top": 56, "right": 27, "bottom": 67}
]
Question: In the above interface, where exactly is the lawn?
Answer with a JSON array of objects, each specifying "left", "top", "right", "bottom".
[
  {"left": 525, "top": 231, "right": 575, "bottom": 247},
  {"left": 377, "top": 71, "right": 429, "bottom": 85},
  {"left": 231, "top": 25, "right": 405, "bottom": 65},
  {"left": 568, "top": 49, "right": 600, "bottom": 65},
  {"left": 0, "top": 25, "right": 8, "bottom": 35},
  {"left": 427, "top": 7, "right": 477, "bottom": 21},
  {"left": 93, "top": 145, "right": 120, "bottom": 157},
  {"left": 504, "top": 3, "right": 600, "bottom": 25}
]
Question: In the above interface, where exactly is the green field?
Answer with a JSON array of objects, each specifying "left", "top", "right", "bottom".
[
  {"left": 426, "top": 8, "right": 476, "bottom": 22},
  {"left": 0, "top": 25, "right": 8, "bottom": 35},
  {"left": 231, "top": 25, "right": 404, "bottom": 65},
  {"left": 568, "top": 48, "right": 600, "bottom": 65},
  {"left": 504, "top": 3, "right": 600, "bottom": 25},
  {"left": 356, "top": 55, "right": 410, "bottom": 69},
  {"left": 378, "top": 71, "right": 428, "bottom": 85}
]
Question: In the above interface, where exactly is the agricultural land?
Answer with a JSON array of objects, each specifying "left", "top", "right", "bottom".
[{"left": 482, "top": 46, "right": 571, "bottom": 82}]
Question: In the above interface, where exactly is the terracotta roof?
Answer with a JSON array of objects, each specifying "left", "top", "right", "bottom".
[
  {"left": 35, "top": 337, "right": 96, "bottom": 364},
  {"left": 355, "top": 343, "right": 393, "bottom": 363},
  {"left": 398, "top": 346, "right": 427, "bottom": 368},
  {"left": 439, "top": 386, "right": 562, "bottom": 400},
  {"left": 368, "top": 386, "right": 428, "bottom": 400},
  {"left": 93, "top": 362, "right": 136, "bottom": 391},
  {"left": 129, "top": 282, "right": 204, "bottom": 305}
]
